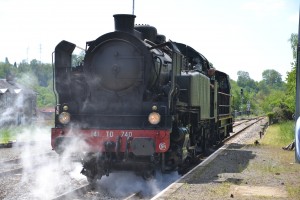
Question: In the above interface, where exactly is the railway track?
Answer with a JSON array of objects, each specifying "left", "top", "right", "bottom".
[
  {"left": 52, "top": 184, "right": 92, "bottom": 200},
  {"left": 233, "top": 120, "right": 248, "bottom": 127},
  {"left": 151, "top": 117, "right": 267, "bottom": 199},
  {"left": 52, "top": 185, "right": 147, "bottom": 200},
  {"left": 0, "top": 152, "right": 57, "bottom": 178},
  {"left": 48, "top": 117, "right": 266, "bottom": 200},
  {"left": 0, "top": 118, "right": 267, "bottom": 199},
  {"left": 0, "top": 118, "right": 266, "bottom": 200},
  {"left": 123, "top": 191, "right": 143, "bottom": 200},
  {"left": 52, "top": 185, "right": 144, "bottom": 200},
  {"left": 226, "top": 117, "right": 264, "bottom": 143}
]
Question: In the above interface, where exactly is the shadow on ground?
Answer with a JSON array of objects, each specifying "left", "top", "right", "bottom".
[{"left": 184, "top": 143, "right": 256, "bottom": 184}]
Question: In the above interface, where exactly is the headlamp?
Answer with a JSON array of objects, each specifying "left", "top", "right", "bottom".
[
  {"left": 58, "top": 112, "right": 71, "bottom": 125},
  {"left": 63, "top": 105, "right": 69, "bottom": 111},
  {"left": 148, "top": 112, "right": 161, "bottom": 125}
]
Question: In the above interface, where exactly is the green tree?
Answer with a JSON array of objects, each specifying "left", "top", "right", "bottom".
[
  {"left": 17, "top": 67, "right": 55, "bottom": 108},
  {"left": 72, "top": 50, "right": 85, "bottom": 67},
  {"left": 285, "top": 68, "right": 296, "bottom": 112},
  {"left": 230, "top": 78, "right": 258, "bottom": 114},
  {"left": 17, "top": 72, "right": 39, "bottom": 89},
  {"left": 0, "top": 57, "right": 55, "bottom": 108},
  {"left": 261, "top": 90, "right": 285, "bottom": 112},
  {"left": 262, "top": 69, "right": 283, "bottom": 88},
  {"left": 237, "top": 71, "right": 250, "bottom": 88},
  {"left": 284, "top": 33, "right": 297, "bottom": 113},
  {"left": 5, "top": 57, "right": 10, "bottom": 65},
  {"left": 289, "top": 33, "right": 297, "bottom": 60},
  {"left": 35, "top": 85, "right": 55, "bottom": 107},
  {"left": 230, "top": 79, "right": 241, "bottom": 111},
  {"left": 257, "top": 80, "right": 270, "bottom": 94},
  {"left": 237, "top": 71, "right": 257, "bottom": 92},
  {"left": 18, "top": 60, "right": 31, "bottom": 74},
  {"left": 0, "top": 62, "right": 8, "bottom": 78},
  {"left": 24, "top": 59, "right": 53, "bottom": 87},
  {"left": 0, "top": 58, "right": 17, "bottom": 79}
]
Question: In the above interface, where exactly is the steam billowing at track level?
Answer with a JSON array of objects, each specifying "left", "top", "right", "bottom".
[{"left": 52, "top": 14, "right": 233, "bottom": 183}]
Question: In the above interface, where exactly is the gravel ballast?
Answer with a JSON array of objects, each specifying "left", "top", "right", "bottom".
[{"left": 154, "top": 118, "right": 300, "bottom": 200}]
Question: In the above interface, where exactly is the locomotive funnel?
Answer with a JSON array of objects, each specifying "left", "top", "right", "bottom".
[{"left": 113, "top": 14, "right": 136, "bottom": 33}]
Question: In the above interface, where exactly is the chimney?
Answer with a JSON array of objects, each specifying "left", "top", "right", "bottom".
[
  {"left": 113, "top": 14, "right": 136, "bottom": 33},
  {"left": 6, "top": 72, "right": 15, "bottom": 85}
]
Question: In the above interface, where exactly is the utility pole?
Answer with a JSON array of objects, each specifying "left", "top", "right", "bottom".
[
  {"left": 295, "top": 4, "right": 300, "bottom": 163},
  {"left": 240, "top": 88, "right": 244, "bottom": 115},
  {"left": 132, "top": 0, "right": 135, "bottom": 15},
  {"left": 39, "top": 44, "right": 42, "bottom": 64},
  {"left": 27, "top": 47, "right": 29, "bottom": 63}
]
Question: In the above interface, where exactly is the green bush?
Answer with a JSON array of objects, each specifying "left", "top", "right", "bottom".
[
  {"left": 267, "top": 112, "right": 275, "bottom": 124},
  {"left": 272, "top": 104, "right": 294, "bottom": 122}
]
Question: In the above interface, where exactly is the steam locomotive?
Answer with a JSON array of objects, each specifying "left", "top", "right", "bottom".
[{"left": 51, "top": 14, "right": 233, "bottom": 182}]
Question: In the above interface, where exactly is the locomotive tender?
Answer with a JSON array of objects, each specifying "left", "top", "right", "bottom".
[{"left": 51, "top": 14, "right": 233, "bottom": 182}]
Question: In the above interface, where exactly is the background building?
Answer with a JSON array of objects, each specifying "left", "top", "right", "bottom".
[{"left": 0, "top": 75, "right": 36, "bottom": 126}]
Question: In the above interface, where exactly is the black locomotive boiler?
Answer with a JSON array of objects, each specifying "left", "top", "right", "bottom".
[{"left": 51, "top": 14, "right": 233, "bottom": 182}]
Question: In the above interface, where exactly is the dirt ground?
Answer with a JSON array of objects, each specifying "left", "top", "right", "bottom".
[{"left": 157, "top": 123, "right": 300, "bottom": 200}]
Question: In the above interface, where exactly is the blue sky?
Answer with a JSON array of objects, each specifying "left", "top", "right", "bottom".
[{"left": 0, "top": 0, "right": 298, "bottom": 81}]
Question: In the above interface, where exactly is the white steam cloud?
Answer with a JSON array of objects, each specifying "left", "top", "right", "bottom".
[
  {"left": 0, "top": 76, "right": 180, "bottom": 199},
  {"left": 1, "top": 124, "right": 181, "bottom": 199},
  {"left": 2, "top": 126, "right": 87, "bottom": 200},
  {"left": 98, "top": 171, "right": 180, "bottom": 198}
]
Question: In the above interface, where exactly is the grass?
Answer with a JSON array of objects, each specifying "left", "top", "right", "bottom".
[
  {"left": 213, "top": 182, "right": 231, "bottom": 196},
  {"left": 261, "top": 120, "right": 295, "bottom": 147},
  {"left": 251, "top": 159, "right": 288, "bottom": 174},
  {"left": 254, "top": 120, "right": 300, "bottom": 199},
  {"left": 0, "top": 128, "right": 12, "bottom": 143},
  {"left": 0, "top": 127, "right": 18, "bottom": 143},
  {"left": 286, "top": 183, "right": 300, "bottom": 197},
  {"left": 0, "top": 124, "right": 51, "bottom": 143}
]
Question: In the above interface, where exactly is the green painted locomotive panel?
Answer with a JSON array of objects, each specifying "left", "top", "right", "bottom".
[{"left": 177, "top": 72, "right": 211, "bottom": 119}]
